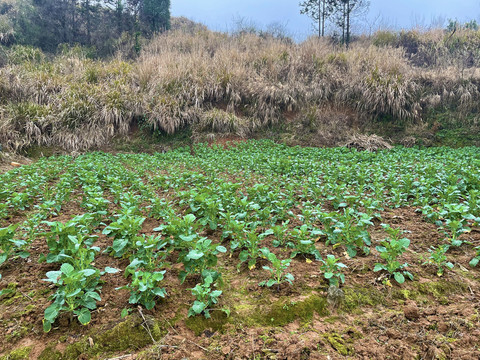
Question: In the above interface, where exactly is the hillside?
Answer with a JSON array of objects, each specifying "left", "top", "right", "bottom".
[{"left": 1, "top": 25, "right": 480, "bottom": 154}]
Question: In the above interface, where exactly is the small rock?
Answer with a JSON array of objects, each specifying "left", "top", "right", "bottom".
[
  {"left": 404, "top": 301, "right": 420, "bottom": 321},
  {"left": 222, "top": 346, "right": 231, "bottom": 355},
  {"left": 327, "top": 285, "right": 345, "bottom": 308},
  {"left": 10, "top": 162, "right": 21, "bottom": 167}
]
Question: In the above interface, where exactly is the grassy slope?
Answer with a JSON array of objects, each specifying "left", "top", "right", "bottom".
[{"left": 1, "top": 26, "right": 480, "bottom": 154}]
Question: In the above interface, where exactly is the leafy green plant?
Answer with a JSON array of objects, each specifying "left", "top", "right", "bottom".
[
  {"left": 320, "top": 254, "right": 347, "bottom": 287},
  {"left": 188, "top": 275, "right": 222, "bottom": 319},
  {"left": 238, "top": 228, "right": 266, "bottom": 270},
  {"left": 444, "top": 218, "right": 470, "bottom": 247},
  {"left": 373, "top": 224, "right": 413, "bottom": 284},
  {"left": 157, "top": 214, "right": 200, "bottom": 246},
  {"left": 258, "top": 248, "right": 294, "bottom": 289},
  {"left": 288, "top": 224, "right": 321, "bottom": 259},
  {"left": 270, "top": 221, "right": 290, "bottom": 247},
  {"left": 103, "top": 214, "right": 145, "bottom": 257},
  {"left": 469, "top": 246, "right": 480, "bottom": 267},
  {"left": 43, "top": 263, "right": 117, "bottom": 332},
  {"left": 334, "top": 209, "right": 373, "bottom": 258},
  {"left": 120, "top": 270, "right": 167, "bottom": 310},
  {"left": 41, "top": 213, "right": 99, "bottom": 263},
  {"left": 125, "top": 235, "right": 168, "bottom": 275},
  {"left": 0, "top": 224, "right": 29, "bottom": 278},
  {"left": 43, "top": 233, "right": 99, "bottom": 264},
  {"left": 424, "top": 245, "right": 453, "bottom": 276},
  {"left": 178, "top": 237, "right": 226, "bottom": 283}
]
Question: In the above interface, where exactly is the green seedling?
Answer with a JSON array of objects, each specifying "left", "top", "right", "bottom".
[
  {"left": 178, "top": 237, "right": 226, "bottom": 283},
  {"left": 188, "top": 275, "right": 222, "bottom": 319},
  {"left": 258, "top": 248, "right": 294, "bottom": 289},
  {"left": 424, "top": 245, "right": 453, "bottom": 276},
  {"left": 120, "top": 270, "right": 167, "bottom": 310},
  {"left": 373, "top": 225, "right": 413, "bottom": 284},
  {"left": 0, "top": 224, "right": 29, "bottom": 277},
  {"left": 43, "top": 263, "right": 117, "bottom": 332},
  {"left": 320, "top": 254, "right": 347, "bottom": 287},
  {"left": 288, "top": 224, "right": 321, "bottom": 260},
  {"left": 103, "top": 214, "right": 145, "bottom": 257}
]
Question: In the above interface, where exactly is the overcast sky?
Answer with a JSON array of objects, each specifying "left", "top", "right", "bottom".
[{"left": 171, "top": 0, "right": 480, "bottom": 40}]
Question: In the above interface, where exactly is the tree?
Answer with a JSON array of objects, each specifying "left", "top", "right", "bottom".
[
  {"left": 331, "top": 0, "right": 369, "bottom": 45},
  {"left": 299, "top": 0, "right": 334, "bottom": 37},
  {"left": 140, "top": 0, "right": 170, "bottom": 34}
]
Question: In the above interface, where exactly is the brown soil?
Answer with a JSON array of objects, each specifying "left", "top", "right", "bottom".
[{"left": 1, "top": 205, "right": 480, "bottom": 360}]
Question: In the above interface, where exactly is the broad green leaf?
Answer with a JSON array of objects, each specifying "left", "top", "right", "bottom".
[
  {"left": 82, "top": 269, "right": 97, "bottom": 277},
  {"left": 44, "top": 304, "right": 60, "bottom": 323},
  {"left": 60, "top": 263, "right": 74, "bottom": 275},
  {"left": 103, "top": 267, "right": 120, "bottom": 274},
  {"left": 470, "top": 257, "right": 479, "bottom": 267},
  {"left": 77, "top": 308, "right": 91, "bottom": 325},
  {"left": 266, "top": 279, "right": 276, "bottom": 287},
  {"left": 373, "top": 264, "right": 384, "bottom": 272},
  {"left": 121, "top": 308, "right": 130, "bottom": 318},
  {"left": 186, "top": 250, "right": 204, "bottom": 260},
  {"left": 45, "top": 271, "right": 62, "bottom": 283},
  {"left": 179, "top": 235, "right": 196, "bottom": 242},
  {"left": 191, "top": 301, "right": 206, "bottom": 314},
  {"left": 394, "top": 272, "right": 405, "bottom": 284},
  {"left": 216, "top": 246, "right": 227, "bottom": 253},
  {"left": 43, "top": 320, "right": 52, "bottom": 333}
]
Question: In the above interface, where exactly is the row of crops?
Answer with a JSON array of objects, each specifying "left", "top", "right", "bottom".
[{"left": 1, "top": 140, "right": 480, "bottom": 332}]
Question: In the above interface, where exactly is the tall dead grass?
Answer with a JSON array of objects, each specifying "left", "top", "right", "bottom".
[{"left": 1, "top": 27, "right": 480, "bottom": 151}]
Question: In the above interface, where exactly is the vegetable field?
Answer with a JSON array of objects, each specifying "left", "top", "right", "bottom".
[{"left": 1, "top": 140, "right": 480, "bottom": 359}]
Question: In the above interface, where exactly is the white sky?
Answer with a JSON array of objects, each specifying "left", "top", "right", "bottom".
[{"left": 171, "top": 0, "right": 480, "bottom": 40}]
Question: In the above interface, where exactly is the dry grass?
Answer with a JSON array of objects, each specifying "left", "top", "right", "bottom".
[
  {"left": 344, "top": 134, "right": 393, "bottom": 152},
  {"left": 1, "top": 27, "right": 480, "bottom": 151}
]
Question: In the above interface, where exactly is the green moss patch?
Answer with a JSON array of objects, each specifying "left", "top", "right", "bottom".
[
  {"left": 39, "top": 315, "right": 167, "bottom": 360},
  {"left": 417, "top": 280, "right": 468, "bottom": 304},
  {"left": 343, "top": 285, "right": 386, "bottom": 312},
  {"left": 250, "top": 295, "right": 328, "bottom": 327},
  {"left": 0, "top": 346, "right": 32, "bottom": 360},
  {"left": 322, "top": 332, "right": 354, "bottom": 356},
  {"left": 185, "top": 311, "right": 230, "bottom": 336}
]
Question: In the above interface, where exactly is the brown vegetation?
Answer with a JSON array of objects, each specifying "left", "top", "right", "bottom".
[{"left": 1, "top": 26, "right": 480, "bottom": 152}]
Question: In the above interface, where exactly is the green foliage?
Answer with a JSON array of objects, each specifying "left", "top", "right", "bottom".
[
  {"left": 258, "top": 248, "right": 294, "bottom": 288},
  {"left": 238, "top": 229, "right": 265, "bottom": 270},
  {"left": 41, "top": 215, "right": 98, "bottom": 264},
  {"left": 188, "top": 275, "right": 222, "bottom": 319},
  {"left": 7, "top": 45, "right": 45, "bottom": 64},
  {"left": 7, "top": 0, "right": 171, "bottom": 55},
  {"left": 0, "top": 224, "right": 29, "bottom": 279},
  {"left": 125, "top": 235, "right": 168, "bottom": 275},
  {"left": 178, "top": 237, "right": 226, "bottom": 283},
  {"left": 2, "top": 140, "right": 480, "bottom": 338},
  {"left": 469, "top": 246, "right": 480, "bottom": 268},
  {"left": 103, "top": 214, "right": 146, "bottom": 258},
  {"left": 120, "top": 270, "right": 167, "bottom": 310},
  {"left": 270, "top": 221, "right": 290, "bottom": 247},
  {"left": 43, "top": 263, "right": 101, "bottom": 331},
  {"left": 323, "top": 208, "right": 372, "bottom": 258},
  {"left": 424, "top": 245, "right": 454, "bottom": 276},
  {"left": 373, "top": 225, "right": 413, "bottom": 284},
  {"left": 288, "top": 224, "right": 321, "bottom": 259},
  {"left": 320, "top": 254, "right": 347, "bottom": 287}
]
